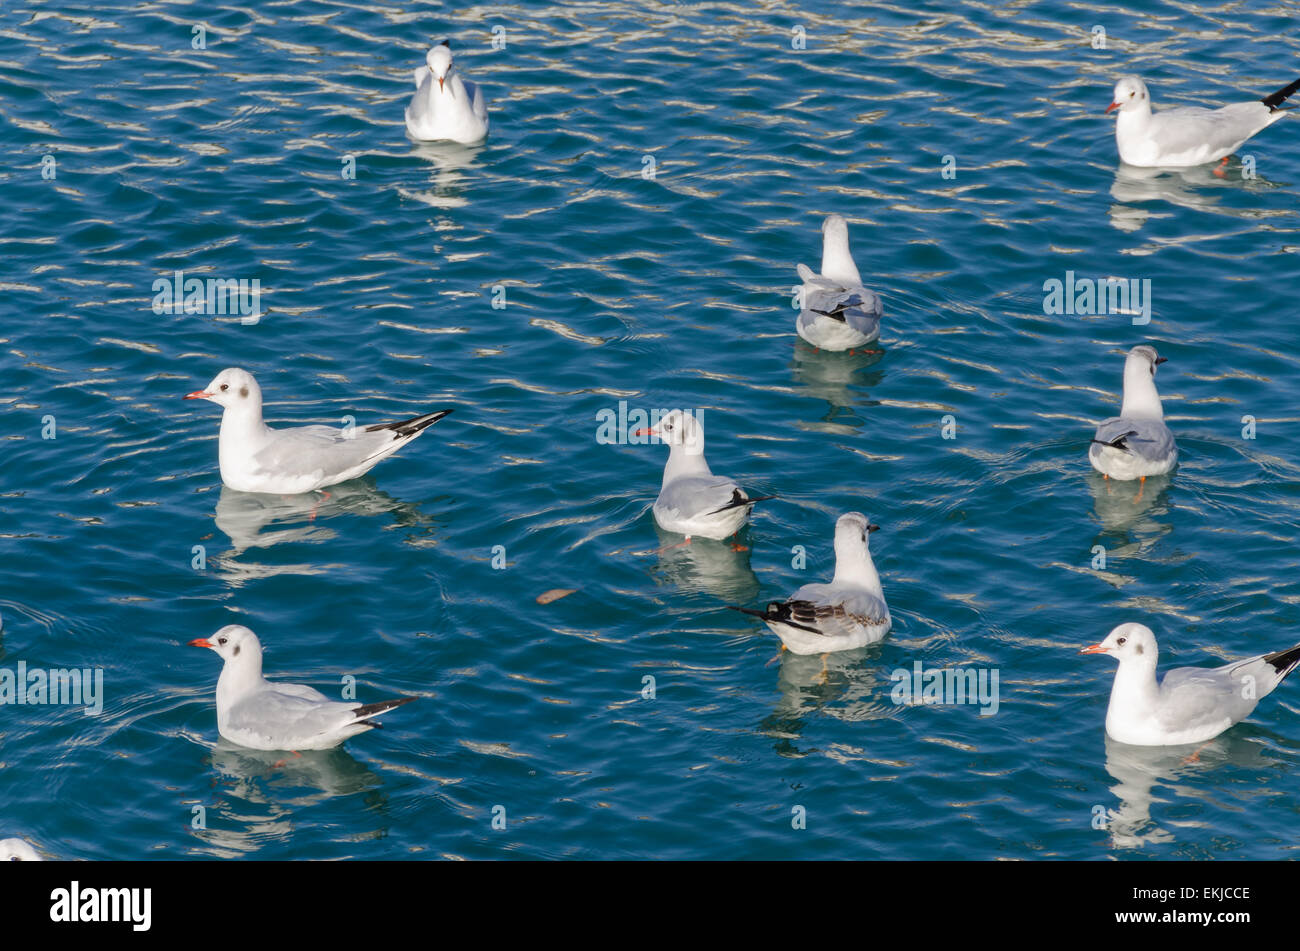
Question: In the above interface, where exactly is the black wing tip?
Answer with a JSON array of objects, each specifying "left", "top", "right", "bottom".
[
  {"left": 1091, "top": 430, "right": 1137, "bottom": 452},
  {"left": 706, "top": 489, "right": 775, "bottom": 516},
  {"left": 365, "top": 408, "right": 454, "bottom": 437},
  {"left": 1261, "top": 77, "right": 1300, "bottom": 111},
  {"left": 1263, "top": 643, "right": 1300, "bottom": 676},
  {"left": 440, "top": 39, "right": 450, "bottom": 48},
  {"left": 352, "top": 696, "right": 417, "bottom": 721}
]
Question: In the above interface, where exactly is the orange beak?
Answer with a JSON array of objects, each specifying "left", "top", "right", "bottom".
[
  {"left": 1080, "top": 643, "right": 1108, "bottom": 654},
  {"left": 187, "top": 638, "right": 212, "bottom": 648},
  {"left": 1105, "top": 101, "right": 1120, "bottom": 114},
  {"left": 633, "top": 427, "right": 654, "bottom": 437},
  {"left": 183, "top": 390, "right": 210, "bottom": 400},
  {"left": 437, "top": 77, "right": 444, "bottom": 92}
]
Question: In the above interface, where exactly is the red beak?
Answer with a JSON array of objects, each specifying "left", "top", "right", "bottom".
[
  {"left": 1105, "top": 101, "right": 1120, "bottom": 114},
  {"left": 187, "top": 638, "right": 212, "bottom": 648},
  {"left": 633, "top": 427, "right": 654, "bottom": 437},
  {"left": 1079, "top": 643, "right": 1108, "bottom": 654},
  {"left": 437, "top": 77, "right": 444, "bottom": 92},
  {"left": 183, "top": 390, "right": 210, "bottom": 400}
]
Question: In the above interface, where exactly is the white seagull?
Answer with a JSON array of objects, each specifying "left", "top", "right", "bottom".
[
  {"left": 636, "top": 410, "right": 773, "bottom": 546},
  {"left": 189, "top": 624, "right": 416, "bottom": 751},
  {"left": 795, "top": 214, "right": 884, "bottom": 353},
  {"left": 1107, "top": 74, "right": 1300, "bottom": 169},
  {"left": 0, "top": 838, "right": 42, "bottom": 861},
  {"left": 405, "top": 40, "right": 490, "bottom": 144},
  {"left": 184, "top": 368, "right": 453, "bottom": 495},
  {"left": 1081, "top": 622, "right": 1300, "bottom": 746},
  {"left": 729, "top": 512, "right": 890, "bottom": 655},
  {"left": 1088, "top": 345, "right": 1176, "bottom": 490}
]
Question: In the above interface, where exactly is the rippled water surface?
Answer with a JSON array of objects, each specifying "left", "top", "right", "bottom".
[{"left": 3, "top": 0, "right": 1300, "bottom": 860}]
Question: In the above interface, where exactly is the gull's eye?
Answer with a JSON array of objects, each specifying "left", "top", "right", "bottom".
[
  {"left": 1129, "top": 91, "right": 1134, "bottom": 98},
  {"left": 218, "top": 637, "right": 227, "bottom": 646},
  {"left": 220, "top": 383, "right": 229, "bottom": 392},
  {"left": 665, "top": 422, "right": 673, "bottom": 431},
  {"left": 1117, "top": 637, "right": 1127, "bottom": 646}
]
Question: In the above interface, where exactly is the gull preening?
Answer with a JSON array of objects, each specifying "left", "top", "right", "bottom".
[
  {"left": 795, "top": 215, "right": 884, "bottom": 352},
  {"left": 1088, "top": 345, "right": 1176, "bottom": 488},
  {"left": 636, "top": 410, "right": 773, "bottom": 545},
  {"left": 405, "top": 40, "right": 490, "bottom": 144},
  {"left": 1082, "top": 622, "right": 1300, "bottom": 746},
  {"left": 188, "top": 624, "right": 416, "bottom": 751},
  {"left": 184, "top": 367, "right": 453, "bottom": 495},
  {"left": 729, "top": 512, "right": 889, "bottom": 655},
  {"left": 0, "top": 838, "right": 41, "bottom": 861},
  {"left": 1107, "top": 74, "right": 1300, "bottom": 169}
]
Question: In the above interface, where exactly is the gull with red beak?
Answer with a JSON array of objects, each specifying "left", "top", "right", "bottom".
[
  {"left": 636, "top": 409, "right": 773, "bottom": 546},
  {"left": 188, "top": 624, "right": 416, "bottom": 751},
  {"left": 1088, "top": 344, "right": 1176, "bottom": 495},
  {"left": 795, "top": 214, "right": 884, "bottom": 353},
  {"left": 729, "top": 512, "right": 889, "bottom": 655},
  {"left": 1081, "top": 622, "right": 1300, "bottom": 746},
  {"left": 405, "top": 39, "right": 490, "bottom": 144},
  {"left": 183, "top": 367, "right": 453, "bottom": 495},
  {"left": 1107, "top": 74, "right": 1299, "bottom": 169}
]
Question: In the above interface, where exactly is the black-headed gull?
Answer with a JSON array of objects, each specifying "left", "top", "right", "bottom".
[
  {"left": 184, "top": 368, "right": 453, "bottom": 494},
  {"left": 729, "top": 512, "right": 889, "bottom": 654},
  {"left": 795, "top": 214, "right": 884, "bottom": 353},
  {"left": 188, "top": 624, "right": 416, "bottom": 751},
  {"left": 1088, "top": 345, "right": 1176, "bottom": 490},
  {"left": 0, "top": 838, "right": 41, "bottom": 861},
  {"left": 635, "top": 410, "right": 773, "bottom": 546},
  {"left": 1081, "top": 622, "right": 1300, "bottom": 746},
  {"left": 1107, "top": 74, "right": 1300, "bottom": 169},
  {"left": 405, "top": 40, "right": 490, "bottom": 144}
]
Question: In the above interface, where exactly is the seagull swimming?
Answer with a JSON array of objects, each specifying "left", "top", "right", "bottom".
[
  {"left": 729, "top": 512, "right": 889, "bottom": 655},
  {"left": 184, "top": 367, "right": 453, "bottom": 494},
  {"left": 189, "top": 624, "right": 416, "bottom": 751},
  {"left": 1107, "top": 74, "right": 1300, "bottom": 169},
  {"left": 636, "top": 410, "right": 773, "bottom": 544},
  {"left": 1088, "top": 345, "right": 1176, "bottom": 487},
  {"left": 1082, "top": 622, "right": 1300, "bottom": 746},
  {"left": 795, "top": 214, "right": 884, "bottom": 352},
  {"left": 405, "top": 40, "right": 490, "bottom": 144},
  {"left": 0, "top": 838, "right": 41, "bottom": 861}
]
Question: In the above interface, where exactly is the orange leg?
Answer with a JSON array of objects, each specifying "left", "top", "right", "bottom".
[
  {"left": 1213, "top": 156, "right": 1229, "bottom": 179},
  {"left": 1133, "top": 475, "right": 1146, "bottom": 503}
]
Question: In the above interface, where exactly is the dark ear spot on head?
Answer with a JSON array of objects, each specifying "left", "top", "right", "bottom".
[
  {"left": 1135, "top": 644, "right": 1143, "bottom": 655},
  {"left": 239, "top": 386, "right": 249, "bottom": 398},
  {"left": 233, "top": 645, "right": 240, "bottom": 656}
]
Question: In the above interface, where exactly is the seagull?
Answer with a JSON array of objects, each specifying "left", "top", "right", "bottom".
[
  {"left": 795, "top": 214, "right": 884, "bottom": 353},
  {"left": 635, "top": 409, "right": 773, "bottom": 546},
  {"left": 184, "top": 367, "right": 453, "bottom": 494},
  {"left": 729, "top": 512, "right": 889, "bottom": 655},
  {"left": 1107, "top": 74, "right": 1300, "bottom": 169},
  {"left": 405, "top": 40, "right": 490, "bottom": 144},
  {"left": 1081, "top": 622, "right": 1300, "bottom": 746},
  {"left": 0, "top": 839, "right": 41, "bottom": 861},
  {"left": 1088, "top": 345, "right": 1176, "bottom": 492},
  {"left": 188, "top": 624, "right": 416, "bottom": 751}
]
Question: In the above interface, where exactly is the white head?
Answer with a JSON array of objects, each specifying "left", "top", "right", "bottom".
[
  {"left": 834, "top": 511, "right": 879, "bottom": 554},
  {"left": 1081, "top": 622, "right": 1158, "bottom": 672},
  {"left": 189, "top": 623, "right": 263, "bottom": 673},
  {"left": 426, "top": 40, "right": 454, "bottom": 91},
  {"left": 1107, "top": 76, "right": 1150, "bottom": 115},
  {"left": 1119, "top": 344, "right": 1167, "bottom": 419},
  {"left": 0, "top": 838, "right": 41, "bottom": 861},
  {"left": 636, "top": 409, "right": 706, "bottom": 456},
  {"left": 184, "top": 367, "right": 263, "bottom": 414},
  {"left": 820, "top": 214, "right": 863, "bottom": 286}
]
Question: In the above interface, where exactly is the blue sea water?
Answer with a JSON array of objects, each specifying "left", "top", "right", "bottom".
[{"left": 3, "top": 0, "right": 1300, "bottom": 860}]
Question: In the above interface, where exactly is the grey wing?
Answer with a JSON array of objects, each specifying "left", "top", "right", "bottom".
[
  {"left": 252, "top": 425, "right": 399, "bottom": 483},
  {"left": 1156, "top": 666, "right": 1251, "bottom": 734},
  {"left": 1093, "top": 417, "right": 1175, "bottom": 463},
  {"left": 226, "top": 690, "right": 354, "bottom": 740},
  {"left": 1151, "top": 103, "right": 1270, "bottom": 154},
  {"left": 464, "top": 78, "right": 488, "bottom": 122},
  {"left": 786, "top": 583, "right": 889, "bottom": 638},
  {"left": 658, "top": 475, "right": 742, "bottom": 520}
]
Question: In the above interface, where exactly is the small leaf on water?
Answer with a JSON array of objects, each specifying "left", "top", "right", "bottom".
[{"left": 536, "top": 588, "right": 576, "bottom": 604}]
